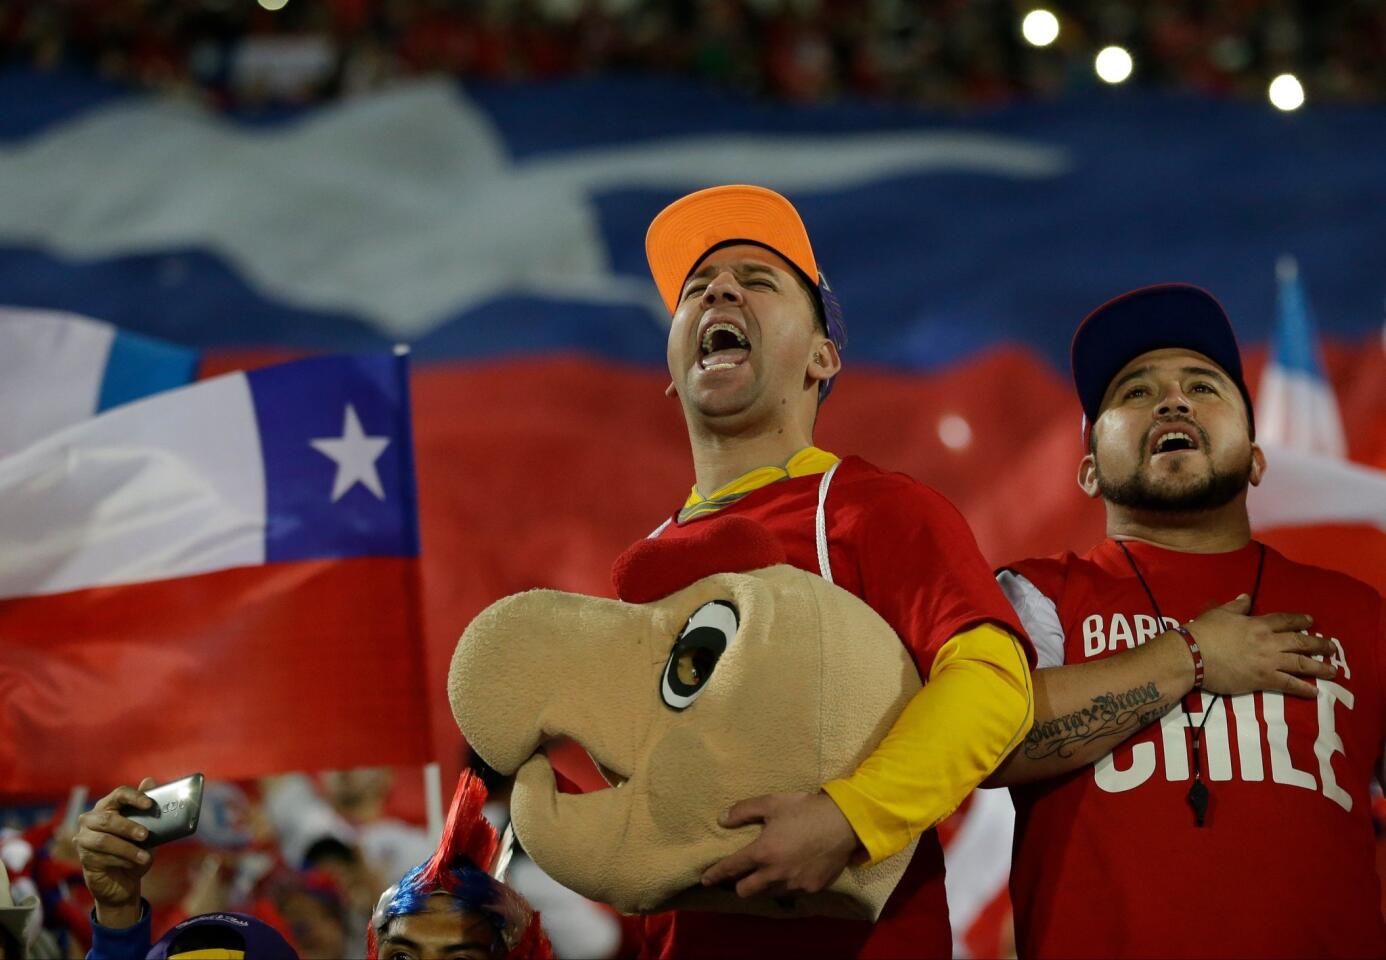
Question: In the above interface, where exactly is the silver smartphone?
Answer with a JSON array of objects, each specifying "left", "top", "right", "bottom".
[{"left": 121, "top": 773, "right": 204, "bottom": 849}]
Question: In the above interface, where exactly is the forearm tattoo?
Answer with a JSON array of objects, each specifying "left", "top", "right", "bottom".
[{"left": 1022, "top": 682, "right": 1174, "bottom": 760}]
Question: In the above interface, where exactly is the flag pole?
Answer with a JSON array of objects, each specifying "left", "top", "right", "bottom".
[
  {"left": 63, "top": 785, "right": 89, "bottom": 834},
  {"left": 392, "top": 342, "right": 443, "bottom": 844},
  {"left": 423, "top": 762, "right": 443, "bottom": 843}
]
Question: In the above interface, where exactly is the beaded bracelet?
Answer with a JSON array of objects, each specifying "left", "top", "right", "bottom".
[{"left": 1173, "top": 624, "right": 1204, "bottom": 692}]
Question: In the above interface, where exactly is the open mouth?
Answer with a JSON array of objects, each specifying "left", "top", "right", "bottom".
[
  {"left": 539, "top": 737, "right": 630, "bottom": 794},
  {"left": 1150, "top": 424, "right": 1202, "bottom": 456},
  {"left": 699, "top": 321, "right": 751, "bottom": 371}
]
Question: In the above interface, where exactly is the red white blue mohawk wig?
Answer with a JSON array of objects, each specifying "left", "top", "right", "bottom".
[{"left": 367, "top": 771, "right": 553, "bottom": 959}]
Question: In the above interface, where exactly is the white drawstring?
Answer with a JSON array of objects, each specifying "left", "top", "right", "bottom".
[{"left": 815, "top": 460, "right": 841, "bottom": 583}]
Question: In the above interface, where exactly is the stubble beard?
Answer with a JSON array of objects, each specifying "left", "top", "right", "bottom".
[
  {"left": 1097, "top": 449, "right": 1252, "bottom": 513},
  {"left": 690, "top": 377, "right": 757, "bottom": 423}
]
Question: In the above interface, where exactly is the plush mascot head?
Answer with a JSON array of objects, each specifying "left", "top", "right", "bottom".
[
  {"left": 448, "top": 516, "right": 921, "bottom": 921},
  {"left": 368, "top": 771, "right": 552, "bottom": 960}
]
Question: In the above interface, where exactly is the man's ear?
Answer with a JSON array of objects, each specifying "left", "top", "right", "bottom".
[
  {"left": 1077, "top": 452, "right": 1101, "bottom": 499},
  {"left": 1249, "top": 442, "right": 1267, "bottom": 487},
  {"left": 806, "top": 339, "right": 842, "bottom": 387}
]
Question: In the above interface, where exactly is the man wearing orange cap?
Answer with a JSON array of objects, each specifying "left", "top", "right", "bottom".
[{"left": 637, "top": 184, "right": 1036, "bottom": 958}]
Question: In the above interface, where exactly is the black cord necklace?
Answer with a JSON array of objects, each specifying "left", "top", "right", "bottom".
[{"left": 1116, "top": 539, "right": 1266, "bottom": 828}]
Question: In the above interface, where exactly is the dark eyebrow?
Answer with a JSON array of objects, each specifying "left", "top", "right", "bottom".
[
  {"left": 379, "top": 936, "right": 421, "bottom": 950},
  {"left": 379, "top": 936, "right": 492, "bottom": 952},
  {"left": 1183, "top": 365, "right": 1232, "bottom": 384},
  {"left": 1109, "top": 365, "right": 1153, "bottom": 394}
]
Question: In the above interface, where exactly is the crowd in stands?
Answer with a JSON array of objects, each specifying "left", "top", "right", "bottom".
[
  {"left": 1, "top": 0, "right": 1383, "bottom": 111},
  {"left": 0, "top": 763, "right": 623, "bottom": 959},
  {"left": 7, "top": 762, "right": 1383, "bottom": 957}
]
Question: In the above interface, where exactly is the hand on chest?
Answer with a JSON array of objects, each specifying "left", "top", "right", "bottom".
[{"left": 1069, "top": 594, "right": 1362, "bottom": 814}]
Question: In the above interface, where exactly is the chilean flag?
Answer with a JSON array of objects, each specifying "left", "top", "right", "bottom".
[
  {"left": 1250, "top": 259, "right": 1386, "bottom": 596},
  {"left": 0, "top": 351, "right": 429, "bottom": 795},
  {"left": 1255, "top": 257, "right": 1348, "bottom": 457}
]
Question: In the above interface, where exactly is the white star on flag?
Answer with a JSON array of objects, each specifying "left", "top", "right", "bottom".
[{"left": 310, "top": 404, "right": 391, "bottom": 502}]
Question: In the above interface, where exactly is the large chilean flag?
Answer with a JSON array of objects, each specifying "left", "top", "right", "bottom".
[
  {"left": 3, "top": 66, "right": 1386, "bottom": 954},
  {"left": 0, "top": 351, "right": 428, "bottom": 794}
]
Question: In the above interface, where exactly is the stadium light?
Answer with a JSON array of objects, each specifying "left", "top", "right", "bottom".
[
  {"left": 1269, "top": 74, "right": 1305, "bottom": 111},
  {"left": 258, "top": 0, "right": 289, "bottom": 9},
  {"left": 937, "top": 414, "right": 973, "bottom": 451},
  {"left": 1095, "top": 45, "right": 1133, "bottom": 84},
  {"left": 1021, "top": 10, "right": 1060, "bottom": 48}
]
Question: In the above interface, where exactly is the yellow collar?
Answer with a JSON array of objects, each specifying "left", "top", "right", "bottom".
[{"left": 679, "top": 447, "right": 840, "bottom": 522}]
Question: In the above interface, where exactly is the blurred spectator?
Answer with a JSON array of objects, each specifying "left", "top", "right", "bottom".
[
  {"left": 320, "top": 769, "right": 433, "bottom": 887},
  {"left": 274, "top": 869, "right": 348, "bottom": 960},
  {"left": 1, "top": 862, "right": 40, "bottom": 960},
  {"left": 299, "top": 837, "right": 377, "bottom": 956},
  {"left": 231, "top": 33, "right": 337, "bottom": 103},
  {"left": 2, "top": 811, "right": 96, "bottom": 957},
  {"left": 2, "top": 0, "right": 1382, "bottom": 112},
  {"left": 262, "top": 776, "right": 358, "bottom": 877}
]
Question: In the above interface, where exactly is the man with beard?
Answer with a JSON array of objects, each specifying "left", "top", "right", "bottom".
[{"left": 990, "top": 284, "right": 1386, "bottom": 958}]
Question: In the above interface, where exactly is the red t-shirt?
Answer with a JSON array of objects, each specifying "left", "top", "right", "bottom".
[
  {"left": 1005, "top": 539, "right": 1386, "bottom": 959},
  {"left": 640, "top": 456, "right": 1032, "bottom": 959}
]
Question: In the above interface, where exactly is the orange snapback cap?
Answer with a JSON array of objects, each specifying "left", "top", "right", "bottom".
[{"left": 645, "top": 184, "right": 818, "bottom": 314}]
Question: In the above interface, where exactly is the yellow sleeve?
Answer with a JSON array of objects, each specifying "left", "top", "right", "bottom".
[{"left": 821, "top": 623, "right": 1034, "bottom": 866}]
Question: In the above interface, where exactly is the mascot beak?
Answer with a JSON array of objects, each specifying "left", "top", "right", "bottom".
[{"left": 449, "top": 589, "right": 656, "bottom": 788}]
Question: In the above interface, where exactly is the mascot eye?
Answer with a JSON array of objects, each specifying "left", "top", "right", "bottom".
[{"left": 661, "top": 600, "right": 738, "bottom": 711}]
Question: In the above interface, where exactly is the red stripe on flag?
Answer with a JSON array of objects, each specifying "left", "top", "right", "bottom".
[
  {"left": 406, "top": 348, "right": 1100, "bottom": 788},
  {"left": 0, "top": 557, "right": 428, "bottom": 796},
  {"left": 1256, "top": 523, "right": 1386, "bottom": 596},
  {"left": 962, "top": 881, "right": 1015, "bottom": 960}
]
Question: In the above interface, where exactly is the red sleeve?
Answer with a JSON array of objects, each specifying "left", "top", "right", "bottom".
[{"left": 849, "top": 476, "right": 1035, "bottom": 677}]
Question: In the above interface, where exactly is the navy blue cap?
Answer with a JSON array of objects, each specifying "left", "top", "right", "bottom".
[
  {"left": 147, "top": 912, "right": 298, "bottom": 959},
  {"left": 1071, "top": 283, "right": 1254, "bottom": 436}
]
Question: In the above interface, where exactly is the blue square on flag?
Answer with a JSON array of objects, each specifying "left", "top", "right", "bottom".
[{"left": 250, "top": 353, "right": 419, "bottom": 563}]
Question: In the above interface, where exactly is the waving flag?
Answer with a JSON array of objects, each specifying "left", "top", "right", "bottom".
[
  {"left": 0, "top": 307, "right": 197, "bottom": 457},
  {"left": 1242, "top": 257, "right": 1386, "bottom": 596},
  {"left": 1255, "top": 257, "right": 1347, "bottom": 457},
  {"left": 1, "top": 67, "right": 1384, "bottom": 870},
  {"left": 0, "top": 352, "right": 427, "bottom": 794}
]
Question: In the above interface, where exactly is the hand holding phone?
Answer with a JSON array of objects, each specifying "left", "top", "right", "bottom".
[
  {"left": 120, "top": 773, "right": 205, "bottom": 849},
  {"left": 76, "top": 775, "right": 204, "bottom": 929}
]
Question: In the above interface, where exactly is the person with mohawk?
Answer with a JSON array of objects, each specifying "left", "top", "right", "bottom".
[{"left": 368, "top": 772, "right": 552, "bottom": 960}]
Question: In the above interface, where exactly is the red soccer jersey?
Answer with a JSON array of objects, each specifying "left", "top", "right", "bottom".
[
  {"left": 641, "top": 456, "right": 1032, "bottom": 960},
  {"left": 1004, "top": 539, "right": 1386, "bottom": 959}
]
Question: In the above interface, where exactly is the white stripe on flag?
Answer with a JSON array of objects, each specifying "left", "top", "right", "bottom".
[
  {"left": 1255, "top": 364, "right": 1347, "bottom": 458},
  {"left": 942, "top": 788, "right": 1015, "bottom": 959},
  {"left": 0, "top": 307, "right": 114, "bottom": 457},
  {"left": 0, "top": 372, "right": 265, "bottom": 599},
  {"left": 1250, "top": 444, "right": 1386, "bottom": 531}
]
